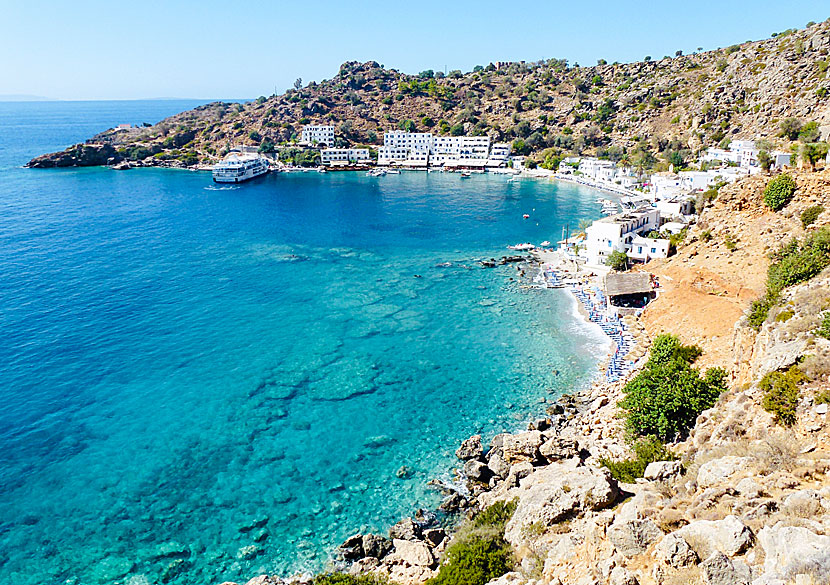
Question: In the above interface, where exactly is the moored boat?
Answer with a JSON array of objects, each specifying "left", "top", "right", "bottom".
[{"left": 212, "top": 154, "right": 269, "bottom": 183}]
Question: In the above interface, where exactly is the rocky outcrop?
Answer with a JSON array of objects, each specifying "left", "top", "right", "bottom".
[{"left": 26, "top": 143, "right": 121, "bottom": 168}]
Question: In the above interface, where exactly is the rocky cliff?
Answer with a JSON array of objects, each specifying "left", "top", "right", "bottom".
[{"left": 28, "top": 21, "right": 830, "bottom": 169}]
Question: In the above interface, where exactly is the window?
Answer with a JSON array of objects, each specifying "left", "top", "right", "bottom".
[
  {"left": 651, "top": 248, "right": 656, "bottom": 254},
  {"left": 638, "top": 247, "right": 642, "bottom": 253}
]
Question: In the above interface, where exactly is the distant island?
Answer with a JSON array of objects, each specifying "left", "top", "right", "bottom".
[{"left": 0, "top": 94, "right": 52, "bottom": 102}]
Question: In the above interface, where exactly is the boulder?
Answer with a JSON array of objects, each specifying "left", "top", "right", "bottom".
[
  {"left": 608, "top": 518, "right": 663, "bottom": 558},
  {"left": 643, "top": 461, "right": 682, "bottom": 483},
  {"left": 391, "top": 539, "right": 434, "bottom": 567},
  {"left": 504, "top": 461, "right": 535, "bottom": 488},
  {"left": 502, "top": 431, "right": 544, "bottom": 463},
  {"left": 781, "top": 489, "right": 824, "bottom": 517},
  {"left": 362, "top": 534, "right": 392, "bottom": 559},
  {"left": 609, "top": 566, "right": 639, "bottom": 585},
  {"left": 456, "top": 435, "right": 483, "bottom": 460},
  {"left": 389, "top": 518, "right": 422, "bottom": 541},
  {"left": 653, "top": 533, "right": 698, "bottom": 568},
  {"left": 487, "top": 453, "right": 510, "bottom": 479},
  {"left": 439, "top": 493, "right": 469, "bottom": 514},
  {"left": 422, "top": 528, "right": 446, "bottom": 548},
  {"left": 338, "top": 534, "right": 364, "bottom": 560},
  {"left": 539, "top": 435, "right": 579, "bottom": 462},
  {"left": 675, "top": 515, "right": 753, "bottom": 559},
  {"left": 245, "top": 578, "right": 283, "bottom": 585},
  {"left": 504, "top": 463, "right": 618, "bottom": 546},
  {"left": 696, "top": 456, "right": 752, "bottom": 488},
  {"left": 700, "top": 552, "right": 750, "bottom": 585},
  {"left": 734, "top": 477, "right": 763, "bottom": 499},
  {"left": 463, "top": 459, "right": 493, "bottom": 483},
  {"left": 757, "top": 523, "right": 830, "bottom": 581}
]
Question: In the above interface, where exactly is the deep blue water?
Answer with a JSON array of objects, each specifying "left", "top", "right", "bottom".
[{"left": 0, "top": 101, "right": 607, "bottom": 585}]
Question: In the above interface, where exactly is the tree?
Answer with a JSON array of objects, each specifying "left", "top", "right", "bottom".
[
  {"left": 606, "top": 250, "right": 628, "bottom": 271},
  {"left": 597, "top": 58, "right": 607, "bottom": 66},
  {"left": 798, "top": 121, "right": 820, "bottom": 143},
  {"left": 667, "top": 151, "right": 684, "bottom": 169},
  {"left": 758, "top": 150, "right": 773, "bottom": 172},
  {"left": 675, "top": 50, "right": 683, "bottom": 57},
  {"left": 779, "top": 117, "right": 803, "bottom": 141},
  {"left": 511, "top": 139, "right": 530, "bottom": 155},
  {"left": 764, "top": 174, "right": 797, "bottom": 210},
  {"left": 449, "top": 123, "right": 465, "bottom": 136},
  {"left": 293, "top": 78, "right": 303, "bottom": 90},
  {"left": 619, "top": 335, "right": 727, "bottom": 441},
  {"left": 248, "top": 130, "right": 262, "bottom": 143},
  {"left": 419, "top": 69, "right": 434, "bottom": 79},
  {"left": 644, "top": 56, "right": 652, "bottom": 62},
  {"left": 258, "top": 140, "right": 275, "bottom": 154},
  {"left": 398, "top": 119, "right": 417, "bottom": 132}
]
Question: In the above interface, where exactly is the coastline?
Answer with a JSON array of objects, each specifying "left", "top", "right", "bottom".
[{"left": 222, "top": 249, "right": 647, "bottom": 585}]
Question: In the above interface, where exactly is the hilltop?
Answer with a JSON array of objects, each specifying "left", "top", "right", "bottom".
[{"left": 28, "top": 20, "right": 830, "bottom": 169}]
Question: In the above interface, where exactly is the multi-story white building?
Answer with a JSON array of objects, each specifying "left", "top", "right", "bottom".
[
  {"left": 376, "top": 132, "right": 506, "bottom": 167},
  {"left": 321, "top": 148, "right": 370, "bottom": 165},
  {"left": 301, "top": 125, "right": 335, "bottom": 147},
  {"left": 578, "top": 158, "right": 617, "bottom": 181},
  {"left": 584, "top": 208, "right": 663, "bottom": 266}
]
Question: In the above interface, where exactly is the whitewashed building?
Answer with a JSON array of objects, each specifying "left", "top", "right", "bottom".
[
  {"left": 628, "top": 236, "right": 671, "bottom": 263},
  {"left": 578, "top": 158, "right": 617, "bottom": 181},
  {"left": 377, "top": 132, "right": 505, "bottom": 167},
  {"left": 321, "top": 148, "right": 370, "bottom": 165},
  {"left": 487, "top": 143, "right": 511, "bottom": 167},
  {"left": 301, "top": 125, "right": 335, "bottom": 147},
  {"left": 584, "top": 208, "right": 663, "bottom": 266}
]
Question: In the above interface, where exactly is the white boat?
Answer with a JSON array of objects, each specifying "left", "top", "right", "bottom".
[
  {"left": 507, "top": 243, "right": 535, "bottom": 251},
  {"left": 212, "top": 154, "right": 269, "bottom": 183},
  {"left": 367, "top": 168, "right": 387, "bottom": 177},
  {"left": 386, "top": 169, "right": 401, "bottom": 174},
  {"left": 540, "top": 241, "right": 551, "bottom": 247},
  {"left": 460, "top": 171, "right": 472, "bottom": 178}
]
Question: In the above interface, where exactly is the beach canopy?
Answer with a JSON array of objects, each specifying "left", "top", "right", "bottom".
[{"left": 604, "top": 272, "right": 652, "bottom": 297}]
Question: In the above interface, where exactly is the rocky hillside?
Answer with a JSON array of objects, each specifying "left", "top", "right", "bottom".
[{"left": 28, "top": 20, "right": 830, "bottom": 169}]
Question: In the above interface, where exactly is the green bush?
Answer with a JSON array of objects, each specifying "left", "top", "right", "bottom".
[
  {"left": 760, "top": 366, "right": 806, "bottom": 426},
  {"left": 606, "top": 250, "right": 629, "bottom": 271},
  {"left": 817, "top": 312, "right": 830, "bottom": 339},
  {"left": 763, "top": 174, "right": 797, "bottom": 211},
  {"left": 312, "top": 574, "right": 389, "bottom": 585},
  {"left": 801, "top": 205, "right": 824, "bottom": 228},
  {"left": 428, "top": 501, "right": 517, "bottom": 585},
  {"left": 749, "top": 228, "right": 830, "bottom": 329},
  {"left": 816, "top": 389, "right": 830, "bottom": 405},
  {"left": 599, "top": 436, "right": 679, "bottom": 483},
  {"left": 618, "top": 335, "right": 727, "bottom": 441},
  {"left": 700, "top": 230, "right": 712, "bottom": 242}
]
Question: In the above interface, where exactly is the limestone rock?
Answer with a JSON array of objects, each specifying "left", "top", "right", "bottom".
[
  {"left": 456, "top": 435, "right": 483, "bottom": 460},
  {"left": 504, "top": 462, "right": 618, "bottom": 546},
  {"left": 245, "top": 577, "right": 283, "bottom": 585},
  {"left": 701, "top": 552, "right": 750, "bottom": 585},
  {"left": 338, "top": 534, "right": 364, "bottom": 560},
  {"left": 487, "top": 453, "right": 510, "bottom": 479},
  {"left": 781, "top": 489, "right": 824, "bottom": 517},
  {"left": 675, "top": 515, "right": 753, "bottom": 559},
  {"left": 502, "top": 431, "right": 544, "bottom": 464},
  {"left": 389, "top": 518, "right": 422, "bottom": 541},
  {"left": 608, "top": 518, "right": 663, "bottom": 557},
  {"left": 609, "top": 566, "right": 639, "bottom": 585},
  {"left": 539, "top": 435, "right": 579, "bottom": 462},
  {"left": 643, "top": 461, "right": 682, "bottom": 482},
  {"left": 696, "top": 456, "right": 752, "bottom": 488},
  {"left": 654, "top": 533, "right": 698, "bottom": 568},
  {"left": 391, "top": 539, "right": 434, "bottom": 567},
  {"left": 464, "top": 459, "right": 493, "bottom": 483},
  {"left": 757, "top": 523, "right": 830, "bottom": 581},
  {"left": 362, "top": 534, "right": 392, "bottom": 559}
]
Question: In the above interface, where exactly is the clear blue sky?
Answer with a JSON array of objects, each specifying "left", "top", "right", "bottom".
[{"left": 3, "top": 0, "right": 830, "bottom": 100}]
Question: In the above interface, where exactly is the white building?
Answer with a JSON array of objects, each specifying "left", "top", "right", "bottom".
[
  {"left": 702, "top": 140, "right": 760, "bottom": 171},
  {"left": 771, "top": 151, "right": 792, "bottom": 169},
  {"left": 321, "top": 148, "right": 370, "bottom": 165},
  {"left": 301, "top": 125, "right": 335, "bottom": 147},
  {"left": 628, "top": 235, "right": 671, "bottom": 263},
  {"left": 584, "top": 208, "right": 663, "bottom": 266},
  {"left": 578, "top": 158, "right": 617, "bottom": 182},
  {"left": 376, "top": 131, "right": 506, "bottom": 167}
]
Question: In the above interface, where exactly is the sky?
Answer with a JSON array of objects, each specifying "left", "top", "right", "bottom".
[{"left": 2, "top": 0, "right": 830, "bottom": 101}]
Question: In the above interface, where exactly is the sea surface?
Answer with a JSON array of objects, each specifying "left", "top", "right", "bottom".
[{"left": 0, "top": 100, "right": 608, "bottom": 585}]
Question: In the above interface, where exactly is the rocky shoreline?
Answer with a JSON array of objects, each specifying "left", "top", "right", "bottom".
[{"left": 222, "top": 171, "right": 830, "bottom": 585}]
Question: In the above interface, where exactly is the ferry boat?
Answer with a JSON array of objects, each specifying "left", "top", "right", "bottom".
[{"left": 212, "top": 154, "right": 270, "bottom": 183}]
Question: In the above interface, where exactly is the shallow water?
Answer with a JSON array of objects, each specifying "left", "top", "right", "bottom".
[{"left": 0, "top": 101, "right": 608, "bottom": 585}]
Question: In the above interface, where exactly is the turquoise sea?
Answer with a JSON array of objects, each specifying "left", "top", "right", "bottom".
[{"left": 0, "top": 100, "right": 607, "bottom": 585}]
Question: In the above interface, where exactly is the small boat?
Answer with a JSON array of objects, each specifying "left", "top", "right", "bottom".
[
  {"left": 317, "top": 168, "right": 327, "bottom": 173},
  {"left": 507, "top": 243, "right": 535, "bottom": 251},
  {"left": 540, "top": 241, "right": 551, "bottom": 247},
  {"left": 460, "top": 171, "right": 472, "bottom": 178},
  {"left": 367, "top": 168, "right": 387, "bottom": 177},
  {"left": 523, "top": 214, "right": 530, "bottom": 219},
  {"left": 387, "top": 169, "right": 401, "bottom": 174}
]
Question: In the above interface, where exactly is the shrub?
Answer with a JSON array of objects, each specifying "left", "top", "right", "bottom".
[
  {"left": 606, "top": 250, "right": 629, "bottom": 271},
  {"left": 763, "top": 174, "right": 797, "bottom": 211},
  {"left": 801, "top": 205, "right": 824, "bottom": 228},
  {"left": 700, "top": 230, "right": 712, "bottom": 242},
  {"left": 618, "top": 335, "right": 727, "bottom": 441},
  {"left": 817, "top": 311, "right": 830, "bottom": 339},
  {"left": 312, "top": 574, "right": 388, "bottom": 585},
  {"left": 816, "top": 389, "right": 830, "bottom": 405},
  {"left": 760, "top": 366, "right": 806, "bottom": 426},
  {"left": 599, "top": 436, "right": 678, "bottom": 483},
  {"left": 724, "top": 235, "right": 737, "bottom": 251},
  {"left": 428, "top": 501, "right": 517, "bottom": 585}
]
